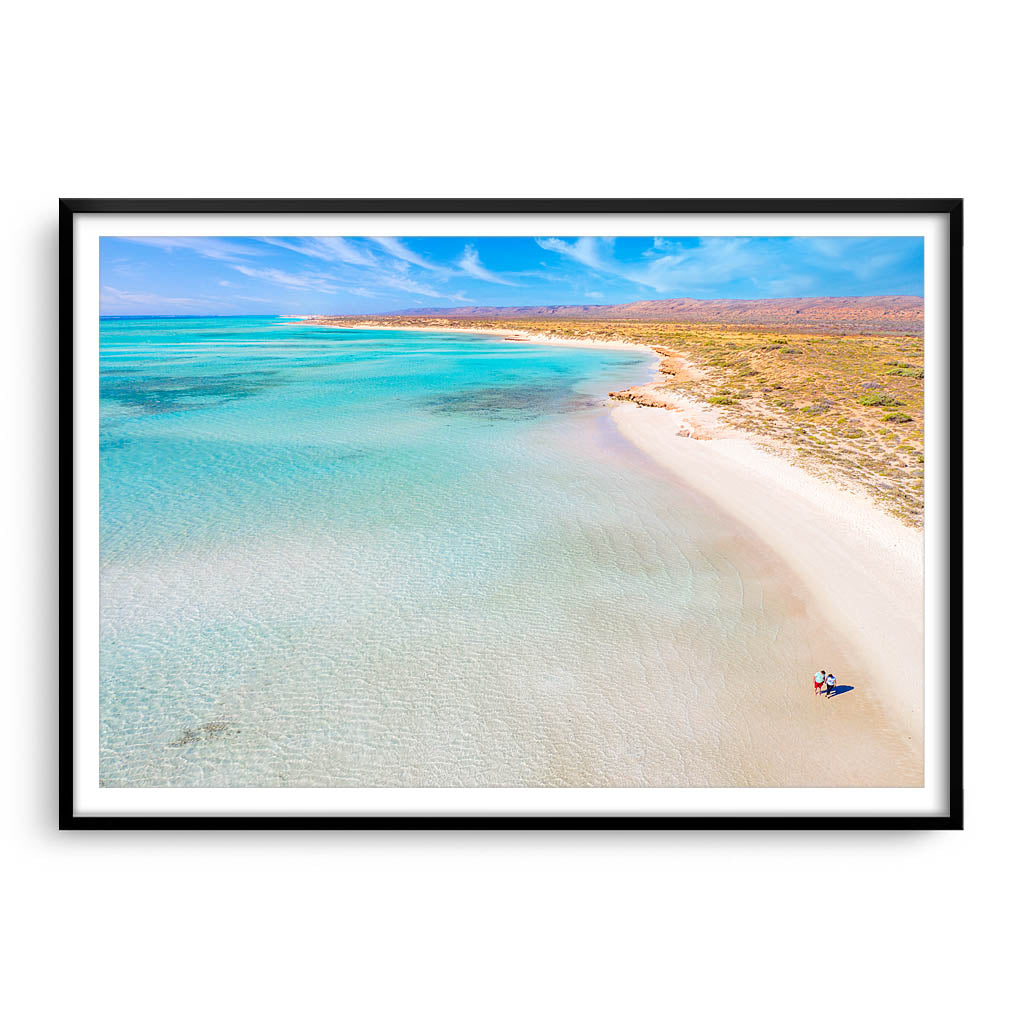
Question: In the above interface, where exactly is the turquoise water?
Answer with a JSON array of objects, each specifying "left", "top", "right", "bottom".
[{"left": 99, "top": 316, "right": 897, "bottom": 787}]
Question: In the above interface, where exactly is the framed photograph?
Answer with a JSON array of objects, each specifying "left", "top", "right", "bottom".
[{"left": 63, "top": 198, "right": 962, "bottom": 829}]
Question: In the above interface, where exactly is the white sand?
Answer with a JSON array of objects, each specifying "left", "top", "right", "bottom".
[{"left": 610, "top": 400, "right": 923, "bottom": 752}]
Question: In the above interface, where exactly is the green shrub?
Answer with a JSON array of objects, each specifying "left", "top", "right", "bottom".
[
  {"left": 709, "top": 395, "right": 735, "bottom": 405},
  {"left": 800, "top": 399, "right": 834, "bottom": 416},
  {"left": 883, "top": 411, "right": 912, "bottom": 423},
  {"left": 860, "top": 393, "right": 903, "bottom": 407},
  {"left": 887, "top": 366, "right": 924, "bottom": 378}
]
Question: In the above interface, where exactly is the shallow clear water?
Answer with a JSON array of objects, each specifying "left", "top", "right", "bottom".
[{"left": 99, "top": 316, "right": 915, "bottom": 787}]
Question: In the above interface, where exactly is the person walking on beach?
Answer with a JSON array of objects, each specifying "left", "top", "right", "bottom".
[
  {"left": 825, "top": 672, "right": 837, "bottom": 698},
  {"left": 814, "top": 669, "right": 826, "bottom": 696}
]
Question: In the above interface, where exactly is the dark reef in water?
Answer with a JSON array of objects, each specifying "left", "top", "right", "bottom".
[
  {"left": 100, "top": 369, "right": 285, "bottom": 415},
  {"left": 169, "top": 721, "right": 240, "bottom": 748},
  {"left": 418, "top": 382, "right": 599, "bottom": 421}
]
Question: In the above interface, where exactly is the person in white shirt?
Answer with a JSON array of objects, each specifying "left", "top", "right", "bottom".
[{"left": 825, "top": 673, "right": 837, "bottom": 698}]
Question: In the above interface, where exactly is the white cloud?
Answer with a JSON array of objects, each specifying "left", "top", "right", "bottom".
[
  {"left": 101, "top": 286, "right": 214, "bottom": 311},
  {"left": 102, "top": 285, "right": 280, "bottom": 314},
  {"left": 230, "top": 265, "right": 341, "bottom": 293},
  {"left": 536, "top": 236, "right": 774, "bottom": 295},
  {"left": 123, "top": 237, "right": 257, "bottom": 262},
  {"left": 369, "top": 237, "right": 448, "bottom": 272},
  {"left": 455, "top": 244, "right": 519, "bottom": 286},
  {"left": 251, "top": 238, "right": 473, "bottom": 302},
  {"left": 535, "top": 237, "right": 610, "bottom": 274},
  {"left": 372, "top": 270, "right": 449, "bottom": 300},
  {"left": 259, "top": 236, "right": 377, "bottom": 266}
]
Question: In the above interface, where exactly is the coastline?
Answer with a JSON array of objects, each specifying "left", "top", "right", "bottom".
[
  {"left": 300, "top": 317, "right": 646, "bottom": 352},
  {"left": 302, "top": 317, "right": 924, "bottom": 764},
  {"left": 611, "top": 404, "right": 922, "bottom": 747}
]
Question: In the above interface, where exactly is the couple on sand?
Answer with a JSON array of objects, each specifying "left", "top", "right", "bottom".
[{"left": 814, "top": 669, "right": 838, "bottom": 698}]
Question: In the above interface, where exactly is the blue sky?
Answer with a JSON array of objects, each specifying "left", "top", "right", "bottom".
[{"left": 100, "top": 235, "right": 924, "bottom": 315}]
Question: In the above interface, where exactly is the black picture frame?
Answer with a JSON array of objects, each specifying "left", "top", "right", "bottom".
[{"left": 61, "top": 197, "right": 963, "bottom": 830}]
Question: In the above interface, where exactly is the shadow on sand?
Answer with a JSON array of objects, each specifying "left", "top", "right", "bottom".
[{"left": 827, "top": 684, "right": 855, "bottom": 699}]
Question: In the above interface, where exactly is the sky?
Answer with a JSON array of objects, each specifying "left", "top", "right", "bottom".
[{"left": 99, "top": 235, "right": 925, "bottom": 315}]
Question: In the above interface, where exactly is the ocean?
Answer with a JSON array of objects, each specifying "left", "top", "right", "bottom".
[{"left": 99, "top": 316, "right": 912, "bottom": 786}]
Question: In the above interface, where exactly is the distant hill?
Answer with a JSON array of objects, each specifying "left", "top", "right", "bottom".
[{"left": 389, "top": 295, "right": 923, "bottom": 334}]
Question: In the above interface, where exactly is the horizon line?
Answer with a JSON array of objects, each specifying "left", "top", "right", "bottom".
[{"left": 100, "top": 292, "right": 925, "bottom": 318}]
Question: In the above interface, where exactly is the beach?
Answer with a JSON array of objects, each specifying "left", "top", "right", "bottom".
[
  {"left": 305, "top": 319, "right": 925, "bottom": 779},
  {"left": 611, "top": 406, "right": 922, "bottom": 742},
  {"left": 99, "top": 316, "right": 923, "bottom": 787}
]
